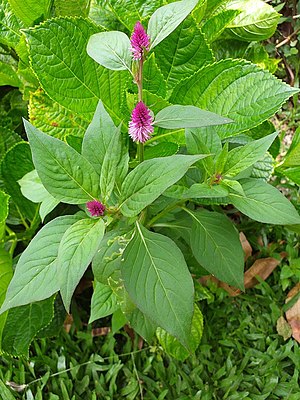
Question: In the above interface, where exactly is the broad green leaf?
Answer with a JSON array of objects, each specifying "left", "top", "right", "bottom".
[
  {"left": 0, "top": 61, "right": 21, "bottom": 87},
  {"left": 37, "top": 296, "right": 66, "bottom": 338},
  {"left": 156, "top": 303, "right": 203, "bottom": 361},
  {"left": 283, "top": 128, "right": 300, "bottom": 167},
  {"left": 18, "top": 169, "right": 53, "bottom": 203},
  {"left": 229, "top": 179, "right": 300, "bottom": 225},
  {"left": 120, "top": 154, "right": 206, "bottom": 217},
  {"left": 82, "top": 100, "right": 119, "bottom": 172},
  {"left": 143, "top": 53, "right": 167, "bottom": 98},
  {"left": 282, "top": 167, "right": 300, "bottom": 186},
  {"left": 144, "top": 142, "right": 179, "bottom": 159},
  {"left": 2, "top": 297, "right": 54, "bottom": 357},
  {"left": 29, "top": 89, "right": 88, "bottom": 140},
  {"left": 164, "top": 183, "right": 229, "bottom": 199},
  {"left": 111, "top": 308, "right": 127, "bottom": 333},
  {"left": 215, "top": 142, "right": 229, "bottom": 174},
  {"left": 250, "top": 152, "right": 274, "bottom": 181},
  {"left": 7, "top": 0, "right": 51, "bottom": 26},
  {"left": 186, "top": 208, "right": 244, "bottom": 289},
  {"left": 0, "top": 126, "right": 22, "bottom": 158},
  {"left": 54, "top": 0, "right": 90, "bottom": 17},
  {"left": 100, "top": 127, "right": 122, "bottom": 201},
  {"left": 185, "top": 127, "right": 222, "bottom": 173},
  {"left": 155, "top": 16, "right": 213, "bottom": 89},
  {"left": 18, "top": 170, "right": 59, "bottom": 221},
  {"left": 154, "top": 105, "right": 232, "bottom": 129},
  {"left": 24, "top": 18, "right": 128, "bottom": 126},
  {"left": 222, "top": 0, "right": 280, "bottom": 42},
  {"left": 221, "top": 179, "right": 245, "bottom": 196},
  {"left": 171, "top": 59, "right": 298, "bottom": 139},
  {"left": 1, "top": 142, "right": 37, "bottom": 221},
  {"left": 0, "top": 0, "right": 22, "bottom": 48},
  {"left": 87, "top": 31, "right": 132, "bottom": 72},
  {"left": 223, "top": 132, "right": 277, "bottom": 177},
  {"left": 0, "top": 249, "right": 12, "bottom": 348},
  {"left": 106, "top": 0, "right": 163, "bottom": 31},
  {"left": 0, "top": 214, "right": 82, "bottom": 314},
  {"left": 89, "top": 281, "right": 118, "bottom": 323},
  {"left": 92, "top": 231, "right": 127, "bottom": 284},
  {"left": 58, "top": 218, "right": 105, "bottom": 311},
  {"left": 201, "top": 9, "right": 240, "bottom": 43},
  {"left": 121, "top": 222, "right": 194, "bottom": 347},
  {"left": 24, "top": 120, "right": 100, "bottom": 204},
  {"left": 127, "top": 308, "right": 157, "bottom": 342},
  {"left": 148, "top": 0, "right": 198, "bottom": 49}
]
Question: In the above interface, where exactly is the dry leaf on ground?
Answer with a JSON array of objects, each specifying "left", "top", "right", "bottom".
[
  {"left": 239, "top": 232, "right": 252, "bottom": 261},
  {"left": 244, "top": 257, "right": 280, "bottom": 289},
  {"left": 285, "top": 282, "right": 300, "bottom": 343}
]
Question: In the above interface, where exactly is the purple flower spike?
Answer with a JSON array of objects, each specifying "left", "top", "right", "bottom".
[
  {"left": 129, "top": 101, "right": 154, "bottom": 143},
  {"left": 130, "top": 21, "right": 150, "bottom": 60},
  {"left": 86, "top": 200, "right": 105, "bottom": 217}
]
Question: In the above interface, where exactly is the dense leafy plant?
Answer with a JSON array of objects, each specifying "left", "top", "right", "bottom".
[{"left": 0, "top": 0, "right": 300, "bottom": 359}]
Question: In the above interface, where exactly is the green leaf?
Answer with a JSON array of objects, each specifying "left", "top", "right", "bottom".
[
  {"left": 120, "top": 154, "right": 206, "bottom": 217},
  {"left": 111, "top": 308, "right": 127, "bottom": 333},
  {"left": 223, "top": 132, "right": 277, "bottom": 177},
  {"left": 100, "top": 126, "right": 122, "bottom": 201},
  {"left": 186, "top": 208, "right": 244, "bottom": 289},
  {"left": 156, "top": 303, "right": 203, "bottom": 361},
  {"left": 283, "top": 130, "right": 300, "bottom": 167},
  {"left": 106, "top": 0, "right": 163, "bottom": 31},
  {"left": 282, "top": 167, "right": 300, "bottom": 185},
  {"left": 121, "top": 222, "right": 194, "bottom": 347},
  {"left": 0, "top": 249, "right": 12, "bottom": 348},
  {"left": 54, "top": 0, "right": 90, "bottom": 17},
  {"left": 170, "top": 59, "right": 298, "bottom": 139},
  {"left": 24, "top": 120, "right": 100, "bottom": 204},
  {"left": 0, "top": 0, "right": 22, "bottom": 48},
  {"left": 7, "top": 0, "right": 51, "bottom": 26},
  {"left": 143, "top": 53, "right": 167, "bottom": 98},
  {"left": 144, "top": 142, "right": 179, "bottom": 159},
  {"left": 148, "top": 0, "right": 198, "bottom": 49},
  {"left": 127, "top": 308, "right": 157, "bottom": 342},
  {"left": 0, "top": 214, "right": 82, "bottom": 314},
  {"left": 250, "top": 152, "right": 274, "bottom": 181},
  {"left": 1, "top": 142, "right": 37, "bottom": 221},
  {"left": 155, "top": 16, "right": 213, "bottom": 89},
  {"left": 222, "top": 0, "right": 280, "bottom": 42},
  {"left": 2, "top": 297, "right": 54, "bottom": 357},
  {"left": 82, "top": 100, "right": 120, "bottom": 172},
  {"left": 87, "top": 31, "right": 132, "bottom": 72},
  {"left": 201, "top": 9, "right": 240, "bottom": 43},
  {"left": 229, "top": 179, "right": 300, "bottom": 225},
  {"left": 154, "top": 105, "right": 232, "bottom": 129},
  {"left": 58, "top": 218, "right": 105, "bottom": 311},
  {"left": 165, "top": 183, "right": 229, "bottom": 199},
  {"left": 92, "top": 230, "right": 127, "bottom": 284},
  {"left": 89, "top": 281, "right": 118, "bottom": 323},
  {"left": 24, "top": 17, "right": 128, "bottom": 125},
  {"left": 0, "top": 61, "right": 21, "bottom": 87},
  {"left": 29, "top": 89, "right": 88, "bottom": 140},
  {"left": 18, "top": 170, "right": 59, "bottom": 221}
]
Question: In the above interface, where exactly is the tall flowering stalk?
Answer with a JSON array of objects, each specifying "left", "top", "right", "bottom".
[{"left": 130, "top": 21, "right": 151, "bottom": 163}]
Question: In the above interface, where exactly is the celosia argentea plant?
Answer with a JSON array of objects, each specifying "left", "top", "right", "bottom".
[{"left": 1, "top": 0, "right": 300, "bottom": 358}]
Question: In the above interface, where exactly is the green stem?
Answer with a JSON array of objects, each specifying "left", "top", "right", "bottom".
[
  {"left": 146, "top": 202, "right": 183, "bottom": 228},
  {"left": 137, "top": 142, "right": 144, "bottom": 164}
]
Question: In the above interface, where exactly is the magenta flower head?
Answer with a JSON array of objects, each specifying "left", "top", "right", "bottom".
[
  {"left": 130, "top": 21, "right": 150, "bottom": 60},
  {"left": 86, "top": 200, "right": 105, "bottom": 217},
  {"left": 129, "top": 101, "right": 154, "bottom": 143}
]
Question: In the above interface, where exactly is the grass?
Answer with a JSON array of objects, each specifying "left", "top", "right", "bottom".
[{"left": 1, "top": 271, "right": 299, "bottom": 400}]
